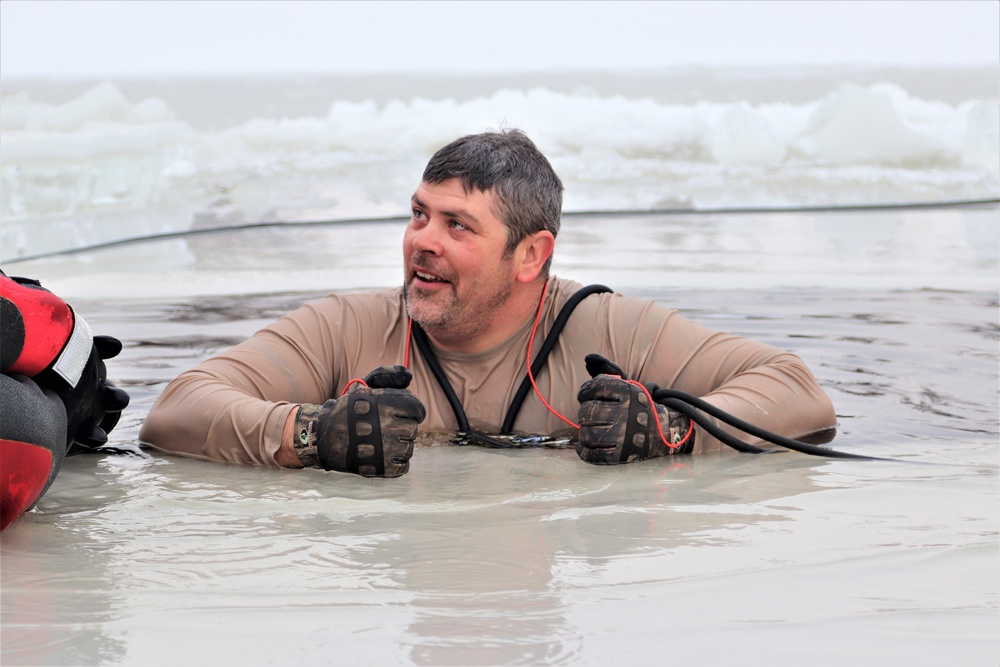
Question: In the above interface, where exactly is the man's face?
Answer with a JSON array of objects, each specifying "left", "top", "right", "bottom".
[{"left": 403, "top": 179, "right": 517, "bottom": 341}]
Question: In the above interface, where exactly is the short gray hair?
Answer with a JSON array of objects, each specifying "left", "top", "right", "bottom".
[{"left": 422, "top": 129, "right": 562, "bottom": 271}]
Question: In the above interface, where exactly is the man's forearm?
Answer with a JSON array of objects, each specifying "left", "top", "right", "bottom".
[
  {"left": 139, "top": 370, "right": 295, "bottom": 466},
  {"left": 692, "top": 353, "right": 836, "bottom": 453}
]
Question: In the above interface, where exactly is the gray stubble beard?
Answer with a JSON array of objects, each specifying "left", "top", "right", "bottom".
[{"left": 403, "top": 278, "right": 513, "bottom": 344}]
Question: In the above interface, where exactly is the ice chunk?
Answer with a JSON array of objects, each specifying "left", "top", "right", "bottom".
[
  {"left": 794, "top": 82, "right": 940, "bottom": 165},
  {"left": 709, "top": 104, "right": 787, "bottom": 165},
  {"left": 961, "top": 100, "right": 1000, "bottom": 173},
  {"left": 0, "top": 83, "right": 191, "bottom": 227}
]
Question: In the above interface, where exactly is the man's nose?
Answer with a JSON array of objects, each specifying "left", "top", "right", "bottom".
[{"left": 411, "top": 220, "right": 445, "bottom": 255}]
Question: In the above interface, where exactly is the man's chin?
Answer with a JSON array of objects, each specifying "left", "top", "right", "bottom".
[{"left": 404, "top": 290, "right": 450, "bottom": 329}]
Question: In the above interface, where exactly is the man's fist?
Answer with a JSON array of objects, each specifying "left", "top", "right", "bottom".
[
  {"left": 294, "top": 366, "right": 426, "bottom": 477},
  {"left": 577, "top": 373, "right": 693, "bottom": 465}
]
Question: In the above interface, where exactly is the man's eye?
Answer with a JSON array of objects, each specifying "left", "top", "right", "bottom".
[
  {"left": 412, "top": 209, "right": 426, "bottom": 220},
  {"left": 449, "top": 220, "right": 468, "bottom": 231}
]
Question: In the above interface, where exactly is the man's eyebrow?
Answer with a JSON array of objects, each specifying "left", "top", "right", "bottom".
[{"left": 411, "top": 194, "right": 481, "bottom": 225}]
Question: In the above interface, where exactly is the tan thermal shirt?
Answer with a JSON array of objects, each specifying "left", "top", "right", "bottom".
[{"left": 139, "top": 277, "right": 837, "bottom": 465}]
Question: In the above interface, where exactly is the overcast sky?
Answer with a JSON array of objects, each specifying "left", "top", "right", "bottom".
[{"left": 1, "top": 0, "right": 997, "bottom": 79}]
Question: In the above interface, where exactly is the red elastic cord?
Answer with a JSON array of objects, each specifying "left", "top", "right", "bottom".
[
  {"left": 526, "top": 280, "right": 580, "bottom": 430},
  {"left": 340, "top": 379, "right": 369, "bottom": 396},
  {"left": 344, "top": 317, "right": 409, "bottom": 397},
  {"left": 403, "top": 317, "right": 413, "bottom": 369},
  {"left": 624, "top": 379, "right": 692, "bottom": 450}
]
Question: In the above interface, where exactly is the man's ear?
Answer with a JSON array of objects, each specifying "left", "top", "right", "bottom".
[{"left": 515, "top": 230, "right": 555, "bottom": 284}]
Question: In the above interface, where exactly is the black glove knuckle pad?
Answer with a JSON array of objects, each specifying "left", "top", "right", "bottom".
[
  {"left": 308, "top": 375, "right": 426, "bottom": 478},
  {"left": 345, "top": 392, "right": 385, "bottom": 477},
  {"left": 577, "top": 373, "right": 693, "bottom": 465}
]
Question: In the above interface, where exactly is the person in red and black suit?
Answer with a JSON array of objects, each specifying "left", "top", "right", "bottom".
[{"left": 1, "top": 272, "right": 129, "bottom": 530}]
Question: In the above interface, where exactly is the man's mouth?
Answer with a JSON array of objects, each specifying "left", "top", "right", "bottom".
[{"left": 412, "top": 270, "right": 451, "bottom": 286}]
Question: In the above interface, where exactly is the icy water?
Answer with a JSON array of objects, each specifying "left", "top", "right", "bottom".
[
  {"left": 2, "top": 66, "right": 998, "bottom": 665},
  {"left": 2, "top": 205, "right": 998, "bottom": 666}
]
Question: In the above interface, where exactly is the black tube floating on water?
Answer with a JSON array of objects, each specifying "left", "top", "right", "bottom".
[{"left": 5, "top": 198, "right": 997, "bottom": 264}]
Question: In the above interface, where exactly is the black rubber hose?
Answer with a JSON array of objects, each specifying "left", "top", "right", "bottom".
[
  {"left": 410, "top": 322, "right": 469, "bottom": 432},
  {"left": 501, "top": 284, "right": 612, "bottom": 434},
  {"left": 652, "top": 387, "right": 886, "bottom": 461}
]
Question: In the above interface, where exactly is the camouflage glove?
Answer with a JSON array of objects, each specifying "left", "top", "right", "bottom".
[
  {"left": 576, "top": 355, "right": 694, "bottom": 464},
  {"left": 293, "top": 366, "right": 426, "bottom": 478}
]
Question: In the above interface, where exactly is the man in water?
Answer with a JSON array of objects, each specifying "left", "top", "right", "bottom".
[{"left": 140, "top": 129, "right": 836, "bottom": 476}]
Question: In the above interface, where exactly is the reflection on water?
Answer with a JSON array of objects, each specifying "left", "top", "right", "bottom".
[{"left": 2, "top": 208, "right": 998, "bottom": 666}]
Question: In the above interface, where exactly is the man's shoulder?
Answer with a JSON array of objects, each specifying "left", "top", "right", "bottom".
[
  {"left": 549, "top": 275, "right": 673, "bottom": 322},
  {"left": 325, "top": 286, "right": 404, "bottom": 304},
  {"left": 549, "top": 275, "right": 619, "bottom": 308},
  {"left": 280, "top": 286, "right": 404, "bottom": 325},
  {"left": 548, "top": 276, "right": 587, "bottom": 302}
]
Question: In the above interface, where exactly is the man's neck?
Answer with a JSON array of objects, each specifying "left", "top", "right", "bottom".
[{"left": 424, "top": 279, "right": 548, "bottom": 355}]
